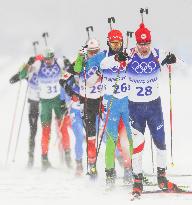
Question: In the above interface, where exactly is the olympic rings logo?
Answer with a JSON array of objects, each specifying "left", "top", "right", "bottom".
[
  {"left": 108, "top": 66, "right": 126, "bottom": 73},
  {"left": 131, "top": 61, "right": 157, "bottom": 74},
  {"left": 42, "top": 65, "right": 60, "bottom": 77}
]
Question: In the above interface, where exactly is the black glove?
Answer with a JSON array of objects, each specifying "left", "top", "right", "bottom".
[
  {"left": 115, "top": 51, "right": 128, "bottom": 62},
  {"left": 67, "top": 63, "right": 77, "bottom": 75},
  {"left": 9, "top": 73, "right": 20, "bottom": 84},
  {"left": 63, "top": 58, "right": 71, "bottom": 68},
  {"left": 65, "top": 84, "right": 74, "bottom": 97},
  {"left": 59, "top": 79, "right": 66, "bottom": 87},
  {"left": 27, "top": 56, "right": 36, "bottom": 65},
  {"left": 96, "top": 69, "right": 102, "bottom": 77},
  {"left": 161, "top": 53, "right": 176, "bottom": 66},
  {"left": 61, "top": 100, "right": 67, "bottom": 114}
]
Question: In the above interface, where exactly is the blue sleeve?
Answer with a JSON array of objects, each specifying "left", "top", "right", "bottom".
[
  {"left": 85, "top": 51, "right": 106, "bottom": 79},
  {"left": 60, "top": 87, "right": 71, "bottom": 102},
  {"left": 66, "top": 77, "right": 80, "bottom": 95}
]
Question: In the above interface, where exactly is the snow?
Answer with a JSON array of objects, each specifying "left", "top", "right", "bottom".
[{"left": 0, "top": 0, "right": 192, "bottom": 203}]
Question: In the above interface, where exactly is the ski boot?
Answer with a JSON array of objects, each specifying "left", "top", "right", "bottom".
[
  {"left": 123, "top": 167, "right": 133, "bottom": 185},
  {"left": 157, "top": 167, "right": 182, "bottom": 192},
  {"left": 75, "top": 160, "right": 83, "bottom": 176},
  {"left": 132, "top": 173, "right": 143, "bottom": 198},
  {"left": 41, "top": 154, "right": 52, "bottom": 171},
  {"left": 88, "top": 163, "right": 97, "bottom": 180},
  {"left": 65, "top": 149, "right": 72, "bottom": 168},
  {"left": 105, "top": 168, "right": 116, "bottom": 190}
]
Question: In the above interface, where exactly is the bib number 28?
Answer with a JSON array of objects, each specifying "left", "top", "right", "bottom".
[{"left": 136, "top": 86, "right": 152, "bottom": 96}]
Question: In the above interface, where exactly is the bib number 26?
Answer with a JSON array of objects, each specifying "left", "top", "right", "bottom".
[{"left": 112, "top": 83, "right": 130, "bottom": 94}]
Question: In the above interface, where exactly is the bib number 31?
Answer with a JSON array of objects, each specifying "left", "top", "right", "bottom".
[{"left": 47, "top": 85, "right": 57, "bottom": 94}]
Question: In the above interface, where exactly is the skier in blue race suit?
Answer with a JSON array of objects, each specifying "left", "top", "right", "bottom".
[
  {"left": 86, "top": 29, "right": 133, "bottom": 186},
  {"left": 127, "top": 23, "right": 181, "bottom": 197},
  {"left": 60, "top": 74, "right": 85, "bottom": 176}
]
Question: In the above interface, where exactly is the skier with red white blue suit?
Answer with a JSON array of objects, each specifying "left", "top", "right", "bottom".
[{"left": 127, "top": 23, "right": 181, "bottom": 197}]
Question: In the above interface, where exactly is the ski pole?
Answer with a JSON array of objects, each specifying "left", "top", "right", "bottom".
[
  {"left": 12, "top": 51, "right": 41, "bottom": 163},
  {"left": 167, "top": 64, "right": 174, "bottom": 167},
  {"left": 95, "top": 70, "right": 120, "bottom": 164},
  {"left": 84, "top": 26, "right": 96, "bottom": 174},
  {"left": 150, "top": 135, "right": 155, "bottom": 173},
  {"left": 5, "top": 81, "right": 22, "bottom": 166},
  {"left": 12, "top": 84, "right": 29, "bottom": 162},
  {"left": 42, "top": 32, "right": 49, "bottom": 47},
  {"left": 140, "top": 7, "right": 156, "bottom": 172},
  {"left": 83, "top": 66, "right": 90, "bottom": 175}
]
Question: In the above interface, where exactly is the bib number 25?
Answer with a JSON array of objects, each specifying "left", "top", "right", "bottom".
[{"left": 136, "top": 86, "right": 152, "bottom": 96}]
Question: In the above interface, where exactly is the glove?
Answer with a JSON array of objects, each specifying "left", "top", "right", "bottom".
[
  {"left": 115, "top": 51, "right": 128, "bottom": 62},
  {"left": 27, "top": 56, "right": 36, "bottom": 65},
  {"left": 63, "top": 58, "right": 71, "bottom": 68},
  {"left": 61, "top": 100, "right": 68, "bottom": 114},
  {"left": 9, "top": 73, "right": 20, "bottom": 84},
  {"left": 161, "top": 53, "right": 176, "bottom": 66},
  {"left": 96, "top": 69, "right": 102, "bottom": 77},
  {"left": 59, "top": 79, "right": 66, "bottom": 87}
]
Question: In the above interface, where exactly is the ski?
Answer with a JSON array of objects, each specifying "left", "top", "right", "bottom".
[
  {"left": 120, "top": 183, "right": 189, "bottom": 190},
  {"left": 144, "top": 173, "right": 192, "bottom": 177},
  {"left": 130, "top": 189, "right": 192, "bottom": 201},
  {"left": 142, "top": 189, "right": 192, "bottom": 195}
]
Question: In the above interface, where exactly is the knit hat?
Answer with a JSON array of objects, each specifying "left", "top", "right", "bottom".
[
  {"left": 135, "top": 23, "right": 151, "bottom": 44},
  {"left": 108, "top": 29, "right": 123, "bottom": 42}
]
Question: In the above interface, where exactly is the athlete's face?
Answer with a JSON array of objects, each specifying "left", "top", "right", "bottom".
[
  {"left": 109, "top": 40, "right": 122, "bottom": 52},
  {"left": 87, "top": 49, "right": 100, "bottom": 59},
  {"left": 137, "top": 42, "right": 151, "bottom": 56},
  {"left": 45, "top": 57, "right": 54, "bottom": 66}
]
